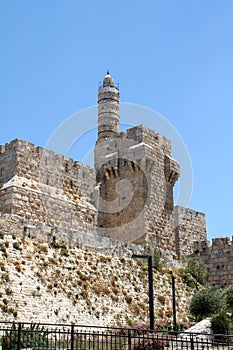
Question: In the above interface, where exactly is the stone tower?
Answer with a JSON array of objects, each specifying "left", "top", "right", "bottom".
[
  {"left": 94, "top": 73, "right": 180, "bottom": 256},
  {"left": 97, "top": 71, "right": 120, "bottom": 142}
]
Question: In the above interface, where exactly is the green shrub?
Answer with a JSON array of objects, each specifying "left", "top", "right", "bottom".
[
  {"left": 189, "top": 288, "right": 224, "bottom": 321},
  {"left": 211, "top": 312, "right": 231, "bottom": 335},
  {"left": 2, "top": 323, "right": 49, "bottom": 350},
  {"left": 225, "top": 285, "right": 233, "bottom": 316}
]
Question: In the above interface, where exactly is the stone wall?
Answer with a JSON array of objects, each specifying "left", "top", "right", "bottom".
[
  {"left": 0, "top": 136, "right": 209, "bottom": 262},
  {"left": 0, "top": 213, "right": 145, "bottom": 257},
  {"left": 0, "top": 139, "right": 97, "bottom": 233},
  {"left": 174, "top": 206, "right": 207, "bottom": 258},
  {"left": 195, "top": 237, "right": 233, "bottom": 287}
]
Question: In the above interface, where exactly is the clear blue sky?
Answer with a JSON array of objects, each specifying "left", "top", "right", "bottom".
[{"left": 1, "top": 1, "right": 233, "bottom": 241}]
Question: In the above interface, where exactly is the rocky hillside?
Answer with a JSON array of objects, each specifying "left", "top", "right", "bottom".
[{"left": 0, "top": 232, "right": 197, "bottom": 327}]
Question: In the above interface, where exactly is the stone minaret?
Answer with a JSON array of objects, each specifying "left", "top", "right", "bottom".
[{"left": 97, "top": 71, "right": 120, "bottom": 142}]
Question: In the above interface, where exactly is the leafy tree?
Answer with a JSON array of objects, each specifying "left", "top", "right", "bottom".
[{"left": 189, "top": 288, "right": 224, "bottom": 321}]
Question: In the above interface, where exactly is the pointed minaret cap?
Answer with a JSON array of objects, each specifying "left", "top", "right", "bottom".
[{"left": 103, "top": 70, "right": 114, "bottom": 87}]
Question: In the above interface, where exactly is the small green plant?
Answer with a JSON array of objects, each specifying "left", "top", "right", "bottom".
[
  {"left": 0, "top": 261, "right": 6, "bottom": 271},
  {"left": 60, "top": 245, "right": 69, "bottom": 257},
  {"left": 153, "top": 248, "right": 162, "bottom": 270},
  {"left": 48, "top": 257, "right": 57, "bottom": 265},
  {"left": 183, "top": 257, "right": 207, "bottom": 285},
  {"left": 0, "top": 231, "right": 4, "bottom": 239},
  {"left": 5, "top": 287, "right": 13, "bottom": 296},
  {"left": 158, "top": 295, "right": 166, "bottom": 305},
  {"left": 1, "top": 272, "right": 10, "bottom": 283},
  {"left": 125, "top": 317, "right": 133, "bottom": 327},
  {"left": 49, "top": 241, "right": 69, "bottom": 256},
  {"left": 180, "top": 271, "right": 197, "bottom": 288},
  {"left": 0, "top": 242, "right": 7, "bottom": 254},
  {"left": 13, "top": 242, "right": 20, "bottom": 250}
]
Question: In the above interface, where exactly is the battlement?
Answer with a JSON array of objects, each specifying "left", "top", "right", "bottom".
[
  {"left": 0, "top": 138, "right": 94, "bottom": 196},
  {"left": 212, "top": 236, "right": 233, "bottom": 247},
  {"left": 126, "top": 124, "right": 172, "bottom": 155},
  {"left": 0, "top": 138, "right": 97, "bottom": 233}
]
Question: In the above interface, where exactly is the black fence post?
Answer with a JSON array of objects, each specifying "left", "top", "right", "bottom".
[
  {"left": 148, "top": 255, "right": 155, "bottom": 331},
  {"left": 170, "top": 271, "right": 177, "bottom": 331},
  {"left": 128, "top": 329, "right": 132, "bottom": 350},
  {"left": 17, "top": 322, "right": 21, "bottom": 350},
  {"left": 190, "top": 334, "right": 194, "bottom": 350},
  {"left": 71, "top": 324, "right": 74, "bottom": 350}
]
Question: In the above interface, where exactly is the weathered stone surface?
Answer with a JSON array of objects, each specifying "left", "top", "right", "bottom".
[
  {"left": 0, "top": 233, "right": 195, "bottom": 325},
  {"left": 195, "top": 237, "right": 233, "bottom": 287}
]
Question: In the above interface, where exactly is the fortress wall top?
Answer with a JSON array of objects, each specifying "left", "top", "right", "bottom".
[{"left": 0, "top": 138, "right": 95, "bottom": 200}]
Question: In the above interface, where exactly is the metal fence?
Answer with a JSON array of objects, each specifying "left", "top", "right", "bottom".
[{"left": 0, "top": 322, "right": 233, "bottom": 350}]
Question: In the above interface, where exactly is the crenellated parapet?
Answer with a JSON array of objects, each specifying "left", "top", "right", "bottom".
[
  {"left": 0, "top": 139, "right": 97, "bottom": 233},
  {"left": 194, "top": 236, "right": 233, "bottom": 287}
]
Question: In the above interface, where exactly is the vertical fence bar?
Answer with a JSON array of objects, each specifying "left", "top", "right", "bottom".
[
  {"left": 70, "top": 324, "right": 74, "bottom": 350},
  {"left": 17, "top": 323, "right": 21, "bottom": 350},
  {"left": 190, "top": 334, "right": 194, "bottom": 350},
  {"left": 128, "top": 329, "right": 132, "bottom": 350}
]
